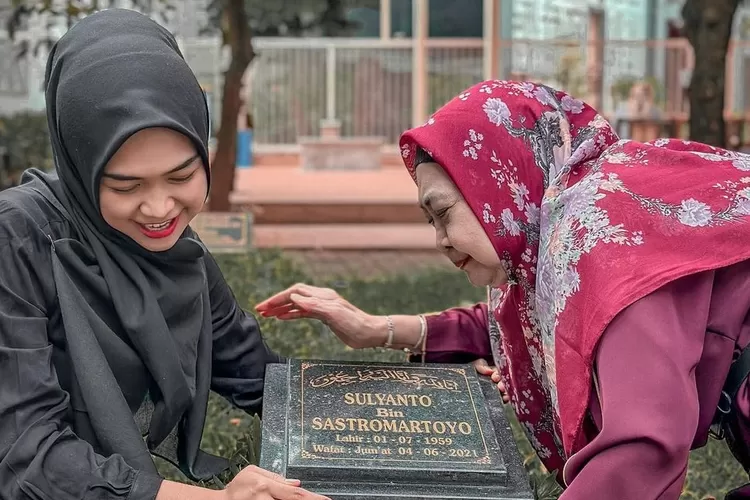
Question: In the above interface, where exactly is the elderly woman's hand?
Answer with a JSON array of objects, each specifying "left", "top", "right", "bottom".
[
  {"left": 472, "top": 358, "right": 509, "bottom": 403},
  {"left": 254, "top": 283, "right": 384, "bottom": 349}
]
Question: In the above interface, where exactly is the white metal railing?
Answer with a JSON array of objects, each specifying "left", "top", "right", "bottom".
[
  {"left": 177, "top": 36, "right": 750, "bottom": 147},
  {"left": 248, "top": 37, "right": 483, "bottom": 144}
]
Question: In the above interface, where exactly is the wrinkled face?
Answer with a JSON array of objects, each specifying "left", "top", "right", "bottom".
[
  {"left": 99, "top": 127, "right": 208, "bottom": 252},
  {"left": 416, "top": 162, "right": 507, "bottom": 288}
]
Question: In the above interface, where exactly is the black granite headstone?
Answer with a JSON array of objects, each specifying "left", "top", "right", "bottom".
[{"left": 260, "top": 359, "right": 534, "bottom": 499}]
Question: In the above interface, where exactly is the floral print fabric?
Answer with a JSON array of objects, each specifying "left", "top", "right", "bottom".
[{"left": 399, "top": 80, "right": 750, "bottom": 476}]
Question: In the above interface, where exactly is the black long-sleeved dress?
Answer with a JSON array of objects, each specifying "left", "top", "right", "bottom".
[{"left": 0, "top": 184, "right": 283, "bottom": 499}]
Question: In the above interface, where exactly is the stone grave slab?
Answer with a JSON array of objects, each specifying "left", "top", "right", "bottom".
[{"left": 260, "top": 359, "right": 534, "bottom": 499}]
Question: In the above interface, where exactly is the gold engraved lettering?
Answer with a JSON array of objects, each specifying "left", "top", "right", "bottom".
[
  {"left": 354, "top": 445, "right": 391, "bottom": 455},
  {"left": 312, "top": 417, "right": 473, "bottom": 435},
  {"left": 309, "top": 371, "right": 359, "bottom": 388},
  {"left": 310, "top": 369, "right": 459, "bottom": 391},
  {"left": 357, "top": 369, "right": 460, "bottom": 391},
  {"left": 303, "top": 364, "right": 488, "bottom": 463},
  {"left": 343, "top": 392, "right": 432, "bottom": 407},
  {"left": 335, "top": 434, "right": 364, "bottom": 443},
  {"left": 375, "top": 408, "right": 404, "bottom": 418},
  {"left": 312, "top": 444, "right": 346, "bottom": 453}
]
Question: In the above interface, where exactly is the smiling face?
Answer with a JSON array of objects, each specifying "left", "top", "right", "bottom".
[
  {"left": 416, "top": 161, "right": 508, "bottom": 288},
  {"left": 98, "top": 127, "right": 208, "bottom": 252}
]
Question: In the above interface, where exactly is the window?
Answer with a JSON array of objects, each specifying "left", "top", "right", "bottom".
[
  {"left": 346, "top": 0, "right": 484, "bottom": 38},
  {"left": 391, "top": 0, "right": 412, "bottom": 37},
  {"left": 429, "top": 0, "right": 483, "bottom": 37},
  {"left": 346, "top": 2, "right": 381, "bottom": 37}
]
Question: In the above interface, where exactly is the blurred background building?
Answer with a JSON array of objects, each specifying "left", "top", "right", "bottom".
[
  {"left": 4, "top": 0, "right": 750, "bottom": 251},
  {"left": 5, "top": 0, "right": 750, "bottom": 128}
]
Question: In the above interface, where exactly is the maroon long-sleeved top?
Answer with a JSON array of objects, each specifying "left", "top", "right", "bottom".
[{"left": 422, "top": 259, "right": 750, "bottom": 498}]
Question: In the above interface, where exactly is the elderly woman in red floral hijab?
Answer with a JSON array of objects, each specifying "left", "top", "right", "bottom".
[{"left": 257, "top": 80, "right": 750, "bottom": 499}]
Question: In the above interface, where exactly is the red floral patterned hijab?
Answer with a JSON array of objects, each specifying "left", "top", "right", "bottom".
[{"left": 400, "top": 80, "right": 750, "bottom": 476}]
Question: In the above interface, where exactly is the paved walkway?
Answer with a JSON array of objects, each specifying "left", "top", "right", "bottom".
[
  {"left": 231, "top": 167, "right": 419, "bottom": 205},
  {"left": 252, "top": 223, "right": 435, "bottom": 249},
  {"left": 230, "top": 166, "right": 435, "bottom": 250}
]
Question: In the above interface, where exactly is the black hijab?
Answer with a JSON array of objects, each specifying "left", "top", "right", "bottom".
[{"left": 27, "top": 8, "right": 228, "bottom": 480}]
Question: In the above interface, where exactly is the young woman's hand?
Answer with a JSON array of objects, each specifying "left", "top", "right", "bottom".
[
  {"left": 223, "top": 465, "right": 330, "bottom": 500},
  {"left": 472, "top": 358, "right": 509, "bottom": 403},
  {"left": 255, "top": 283, "right": 383, "bottom": 349}
]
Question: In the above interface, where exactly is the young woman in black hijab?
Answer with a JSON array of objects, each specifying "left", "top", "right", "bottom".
[{"left": 0, "top": 8, "right": 328, "bottom": 500}]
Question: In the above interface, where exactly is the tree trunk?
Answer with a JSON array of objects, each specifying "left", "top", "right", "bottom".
[
  {"left": 207, "top": 0, "right": 254, "bottom": 212},
  {"left": 682, "top": 0, "right": 740, "bottom": 147}
]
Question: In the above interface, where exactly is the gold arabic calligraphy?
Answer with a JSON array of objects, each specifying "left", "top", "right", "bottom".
[{"left": 309, "top": 368, "right": 460, "bottom": 391}]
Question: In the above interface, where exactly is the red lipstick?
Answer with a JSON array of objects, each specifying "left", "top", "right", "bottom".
[{"left": 138, "top": 216, "right": 179, "bottom": 239}]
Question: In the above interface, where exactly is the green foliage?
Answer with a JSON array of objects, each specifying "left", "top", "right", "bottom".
[
  {"left": 7, "top": 0, "right": 174, "bottom": 55},
  {"left": 170, "top": 249, "right": 746, "bottom": 499},
  {"left": 610, "top": 75, "right": 666, "bottom": 107},
  {"left": 553, "top": 48, "right": 586, "bottom": 99},
  {"left": 0, "top": 112, "right": 53, "bottom": 188},
  {"left": 683, "top": 438, "right": 747, "bottom": 499},
  {"left": 202, "top": 0, "right": 361, "bottom": 38}
]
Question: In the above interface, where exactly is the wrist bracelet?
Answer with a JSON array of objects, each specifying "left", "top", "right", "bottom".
[
  {"left": 404, "top": 314, "right": 427, "bottom": 353},
  {"left": 383, "top": 315, "right": 395, "bottom": 349},
  {"left": 413, "top": 314, "right": 427, "bottom": 350}
]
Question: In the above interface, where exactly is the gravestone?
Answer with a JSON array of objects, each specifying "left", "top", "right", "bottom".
[{"left": 260, "top": 359, "right": 534, "bottom": 499}]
